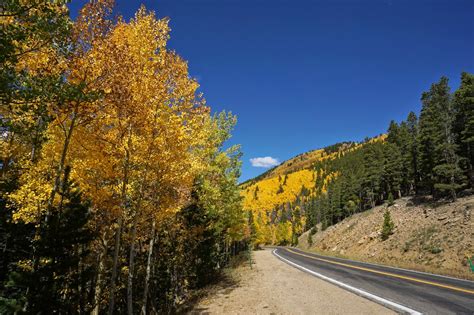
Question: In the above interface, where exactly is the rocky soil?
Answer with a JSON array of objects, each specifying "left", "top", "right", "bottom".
[{"left": 299, "top": 195, "right": 474, "bottom": 280}]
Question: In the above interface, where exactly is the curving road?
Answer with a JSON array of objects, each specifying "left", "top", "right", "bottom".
[{"left": 273, "top": 247, "right": 474, "bottom": 315}]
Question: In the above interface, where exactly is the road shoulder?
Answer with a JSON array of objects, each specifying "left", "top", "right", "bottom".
[{"left": 191, "top": 248, "right": 395, "bottom": 314}]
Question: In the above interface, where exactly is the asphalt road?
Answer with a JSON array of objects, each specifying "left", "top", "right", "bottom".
[{"left": 273, "top": 247, "right": 474, "bottom": 315}]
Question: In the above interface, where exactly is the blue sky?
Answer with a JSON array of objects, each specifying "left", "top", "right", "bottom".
[{"left": 68, "top": 0, "right": 474, "bottom": 182}]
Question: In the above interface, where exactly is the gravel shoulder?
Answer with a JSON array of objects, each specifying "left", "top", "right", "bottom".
[{"left": 191, "top": 249, "right": 394, "bottom": 314}]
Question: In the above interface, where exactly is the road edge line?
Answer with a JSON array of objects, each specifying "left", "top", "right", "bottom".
[
  {"left": 272, "top": 249, "right": 422, "bottom": 315},
  {"left": 290, "top": 247, "right": 474, "bottom": 285}
]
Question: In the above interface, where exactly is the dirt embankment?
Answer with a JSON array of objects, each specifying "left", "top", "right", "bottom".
[
  {"left": 191, "top": 249, "right": 393, "bottom": 314},
  {"left": 299, "top": 195, "right": 474, "bottom": 280}
]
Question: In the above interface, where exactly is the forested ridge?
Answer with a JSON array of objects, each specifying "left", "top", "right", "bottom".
[
  {"left": 0, "top": 1, "right": 247, "bottom": 313},
  {"left": 245, "top": 73, "right": 473, "bottom": 247}
]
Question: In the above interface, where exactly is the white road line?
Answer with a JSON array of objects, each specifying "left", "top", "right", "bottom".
[
  {"left": 290, "top": 248, "right": 474, "bottom": 285},
  {"left": 272, "top": 249, "right": 422, "bottom": 315}
]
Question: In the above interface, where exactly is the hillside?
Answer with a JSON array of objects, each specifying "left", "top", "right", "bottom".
[
  {"left": 298, "top": 195, "right": 474, "bottom": 280},
  {"left": 240, "top": 139, "right": 384, "bottom": 189},
  {"left": 241, "top": 135, "right": 386, "bottom": 212},
  {"left": 243, "top": 73, "right": 473, "bottom": 250},
  {"left": 241, "top": 135, "right": 388, "bottom": 245}
]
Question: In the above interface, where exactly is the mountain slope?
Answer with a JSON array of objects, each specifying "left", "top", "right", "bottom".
[{"left": 241, "top": 135, "right": 386, "bottom": 212}]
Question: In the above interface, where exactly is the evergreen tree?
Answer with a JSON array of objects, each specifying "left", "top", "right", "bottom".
[
  {"left": 387, "top": 192, "right": 394, "bottom": 206},
  {"left": 406, "top": 111, "right": 420, "bottom": 194},
  {"left": 0, "top": 181, "right": 35, "bottom": 314},
  {"left": 418, "top": 80, "right": 443, "bottom": 193},
  {"left": 254, "top": 185, "right": 259, "bottom": 200},
  {"left": 453, "top": 72, "right": 474, "bottom": 187},
  {"left": 362, "top": 143, "right": 384, "bottom": 208},
  {"left": 3, "top": 167, "right": 94, "bottom": 313},
  {"left": 277, "top": 184, "right": 284, "bottom": 194},
  {"left": 381, "top": 209, "right": 394, "bottom": 241},
  {"left": 387, "top": 120, "right": 401, "bottom": 146},
  {"left": 305, "top": 198, "right": 316, "bottom": 230},
  {"left": 383, "top": 143, "right": 403, "bottom": 198},
  {"left": 418, "top": 77, "right": 464, "bottom": 198},
  {"left": 180, "top": 192, "right": 220, "bottom": 288},
  {"left": 307, "top": 231, "right": 313, "bottom": 246}
]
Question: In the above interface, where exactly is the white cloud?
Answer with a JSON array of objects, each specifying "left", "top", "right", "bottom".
[{"left": 250, "top": 156, "right": 280, "bottom": 168}]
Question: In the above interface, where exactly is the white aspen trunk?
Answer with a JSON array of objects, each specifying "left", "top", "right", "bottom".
[
  {"left": 108, "top": 123, "right": 132, "bottom": 315},
  {"left": 46, "top": 112, "right": 77, "bottom": 222},
  {"left": 127, "top": 214, "right": 138, "bottom": 315},
  {"left": 92, "top": 238, "right": 107, "bottom": 315},
  {"left": 107, "top": 217, "right": 123, "bottom": 315},
  {"left": 141, "top": 220, "right": 156, "bottom": 315}
]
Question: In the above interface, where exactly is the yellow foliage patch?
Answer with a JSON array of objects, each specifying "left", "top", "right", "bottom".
[{"left": 242, "top": 169, "right": 315, "bottom": 211}]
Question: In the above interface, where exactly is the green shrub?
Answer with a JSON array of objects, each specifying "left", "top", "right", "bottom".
[
  {"left": 387, "top": 192, "right": 394, "bottom": 206},
  {"left": 381, "top": 209, "right": 394, "bottom": 240}
]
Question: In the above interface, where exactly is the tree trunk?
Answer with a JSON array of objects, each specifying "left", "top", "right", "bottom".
[
  {"left": 46, "top": 112, "right": 77, "bottom": 222},
  {"left": 467, "top": 143, "right": 474, "bottom": 188},
  {"left": 141, "top": 220, "right": 156, "bottom": 315},
  {"left": 77, "top": 246, "right": 84, "bottom": 314},
  {"left": 107, "top": 217, "right": 123, "bottom": 315},
  {"left": 370, "top": 188, "right": 375, "bottom": 208},
  {"left": 92, "top": 238, "right": 107, "bottom": 315},
  {"left": 216, "top": 243, "right": 220, "bottom": 269},
  {"left": 108, "top": 123, "right": 132, "bottom": 315},
  {"left": 127, "top": 164, "right": 150, "bottom": 315},
  {"left": 30, "top": 116, "right": 43, "bottom": 163},
  {"left": 451, "top": 174, "right": 457, "bottom": 202},
  {"left": 23, "top": 114, "right": 77, "bottom": 314},
  {"left": 127, "top": 214, "right": 138, "bottom": 315}
]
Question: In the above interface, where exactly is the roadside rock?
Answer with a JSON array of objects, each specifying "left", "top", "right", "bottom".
[{"left": 368, "top": 231, "right": 380, "bottom": 240}]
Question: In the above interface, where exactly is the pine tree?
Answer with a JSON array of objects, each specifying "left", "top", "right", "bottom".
[
  {"left": 387, "top": 120, "right": 401, "bottom": 146},
  {"left": 362, "top": 143, "right": 384, "bottom": 208},
  {"left": 254, "top": 185, "right": 260, "bottom": 200},
  {"left": 433, "top": 80, "right": 465, "bottom": 200},
  {"left": 406, "top": 112, "right": 420, "bottom": 194},
  {"left": 277, "top": 184, "right": 284, "bottom": 194},
  {"left": 387, "top": 192, "right": 394, "bottom": 206},
  {"left": 453, "top": 72, "right": 474, "bottom": 187},
  {"left": 0, "top": 182, "right": 35, "bottom": 314},
  {"left": 381, "top": 209, "right": 394, "bottom": 241},
  {"left": 418, "top": 77, "right": 465, "bottom": 198},
  {"left": 6, "top": 167, "right": 93, "bottom": 313},
  {"left": 395, "top": 121, "right": 412, "bottom": 194},
  {"left": 418, "top": 79, "right": 445, "bottom": 194},
  {"left": 383, "top": 143, "right": 403, "bottom": 198},
  {"left": 307, "top": 231, "right": 313, "bottom": 246}
]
